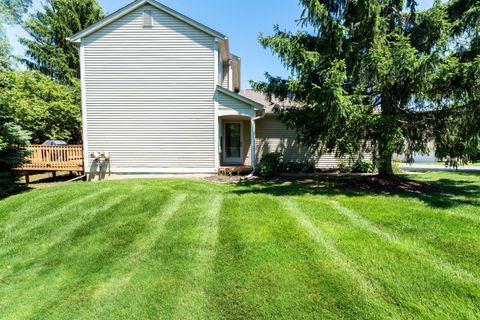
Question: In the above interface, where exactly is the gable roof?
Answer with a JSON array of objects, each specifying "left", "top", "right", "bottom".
[
  {"left": 68, "top": 0, "right": 227, "bottom": 43},
  {"left": 239, "top": 89, "right": 297, "bottom": 114},
  {"left": 216, "top": 86, "right": 265, "bottom": 111}
]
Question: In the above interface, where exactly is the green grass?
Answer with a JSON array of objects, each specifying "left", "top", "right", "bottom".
[{"left": 1, "top": 172, "right": 479, "bottom": 319}]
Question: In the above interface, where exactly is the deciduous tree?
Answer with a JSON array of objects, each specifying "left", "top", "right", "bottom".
[{"left": 0, "top": 71, "right": 82, "bottom": 144}]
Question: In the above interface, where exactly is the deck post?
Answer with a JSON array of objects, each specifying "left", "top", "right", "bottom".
[{"left": 25, "top": 173, "right": 30, "bottom": 185}]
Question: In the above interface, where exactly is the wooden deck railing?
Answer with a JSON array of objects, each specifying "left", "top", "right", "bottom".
[{"left": 15, "top": 145, "right": 84, "bottom": 172}]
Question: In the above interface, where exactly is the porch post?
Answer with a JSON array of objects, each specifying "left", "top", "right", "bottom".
[
  {"left": 250, "top": 118, "right": 257, "bottom": 172},
  {"left": 218, "top": 117, "right": 222, "bottom": 167}
]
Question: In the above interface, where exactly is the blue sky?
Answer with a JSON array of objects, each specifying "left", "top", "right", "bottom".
[{"left": 7, "top": 0, "right": 435, "bottom": 88}]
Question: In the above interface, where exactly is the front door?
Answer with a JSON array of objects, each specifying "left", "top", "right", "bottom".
[{"left": 223, "top": 122, "right": 242, "bottom": 164}]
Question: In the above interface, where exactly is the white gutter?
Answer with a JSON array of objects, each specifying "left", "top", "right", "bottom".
[{"left": 244, "top": 111, "right": 266, "bottom": 180}]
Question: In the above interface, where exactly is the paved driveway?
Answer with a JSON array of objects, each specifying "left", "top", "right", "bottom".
[{"left": 401, "top": 164, "right": 480, "bottom": 171}]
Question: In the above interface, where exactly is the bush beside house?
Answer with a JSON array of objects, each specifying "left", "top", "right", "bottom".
[
  {"left": 258, "top": 152, "right": 383, "bottom": 177},
  {"left": 258, "top": 152, "right": 316, "bottom": 177}
]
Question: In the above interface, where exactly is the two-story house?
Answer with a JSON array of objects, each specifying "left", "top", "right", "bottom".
[{"left": 68, "top": 0, "right": 343, "bottom": 178}]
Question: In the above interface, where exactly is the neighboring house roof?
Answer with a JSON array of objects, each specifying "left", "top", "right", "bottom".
[
  {"left": 68, "top": 0, "right": 227, "bottom": 42},
  {"left": 216, "top": 86, "right": 264, "bottom": 111},
  {"left": 239, "top": 89, "right": 296, "bottom": 114}
]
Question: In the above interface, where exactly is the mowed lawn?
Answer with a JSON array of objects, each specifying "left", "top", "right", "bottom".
[{"left": 0, "top": 172, "right": 479, "bottom": 319}]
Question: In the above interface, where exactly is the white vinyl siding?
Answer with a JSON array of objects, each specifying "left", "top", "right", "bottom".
[
  {"left": 216, "top": 91, "right": 256, "bottom": 117},
  {"left": 255, "top": 116, "right": 345, "bottom": 169},
  {"left": 82, "top": 4, "right": 216, "bottom": 172}
]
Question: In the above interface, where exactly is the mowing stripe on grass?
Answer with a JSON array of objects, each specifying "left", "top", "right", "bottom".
[
  {"left": 173, "top": 194, "right": 223, "bottom": 319},
  {"left": 329, "top": 200, "right": 480, "bottom": 285},
  {"left": 0, "top": 188, "right": 113, "bottom": 259},
  {"left": 86, "top": 192, "right": 219, "bottom": 319},
  {"left": 90, "top": 193, "right": 187, "bottom": 303},
  {"left": 1, "top": 187, "right": 95, "bottom": 232},
  {"left": 281, "top": 198, "right": 385, "bottom": 300},
  {"left": 0, "top": 190, "right": 141, "bottom": 319},
  {"left": 0, "top": 188, "right": 137, "bottom": 288},
  {"left": 0, "top": 189, "right": 61, "bottom": 221},
  {"left": 4, "top": 188, "right": 112, "bottom": 236},
  {"left": 13, "top": 185, "right": 164, "bottom": 319},
  {"left": 131, "top": 193, "right": 188, "bottom": 261},
  {"left": 445, "top": 207, "right": 480, "bottom": 225}
]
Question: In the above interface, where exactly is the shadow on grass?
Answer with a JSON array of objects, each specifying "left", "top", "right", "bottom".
[
  {"left": 27, "top": 174, "right": 76, "bottom": 184},
  {"left": 0, "top": 179, "right": 32, "bottom": 201},
  {"left": 232, "top": 171, "right": 480, "bottom": 209},
  {"left": 0, "top": 172, "right": 77, "bottom": 201}
]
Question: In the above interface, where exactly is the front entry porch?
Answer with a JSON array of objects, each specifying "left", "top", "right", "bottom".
[
  {"left": 219, "top": 116, "right": 253, "bottom": 167},
  {"left": 214, "top": 85, "right": 265, "bottom": 173}
]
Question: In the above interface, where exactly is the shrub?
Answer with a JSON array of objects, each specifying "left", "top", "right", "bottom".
[
  {"left": 338, "top": 157, "right": 376, "bottom": 174},
  {"left": 283, "top": 161, "right": 315, "bottom": 174},
  {"left": 392, "top": 157, "right": 402, "bottom": 174},
  {"left": 392, "top": 156, "right": 402, "bottom": 163},
  {"left": 338, "top": 160, "right": 351, "bottom": 173},
  {"left": 351, "top": 158, "right": 376, "bottom": 173},
  {"left": 258, "top": 152, "right": 283, "bottom": 177}
]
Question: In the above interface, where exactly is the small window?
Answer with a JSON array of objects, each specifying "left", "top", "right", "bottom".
[{"left": 143, "top": 9, "right": 153, "bottom": 27}]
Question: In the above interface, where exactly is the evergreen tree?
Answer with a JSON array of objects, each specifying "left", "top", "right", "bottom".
[
  {"left": 0, "top": 0, "right": 32, "bottom": 24},
  {"left": 253, "top": 0, "right": 480, "bottom": 176},
  {"left": 1, "top": 1, "right": 32, "bottom": 177},
  {"left": 0, "top": 0, "right": 32, "bottom": 70},
  {"left": 20, "top": 0, "right": 104, "bottom": 84},
  {"left": 0, "top": 31, "right": 11, "bottom": 71},
  {"left": 0, "top": 119, "right": 31, "bottom": 173}
]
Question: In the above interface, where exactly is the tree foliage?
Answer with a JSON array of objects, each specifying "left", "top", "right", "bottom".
[
  {"left": 0, "top": 30, "right": 11, "bottom": 71},
  {"left": 253, "top": 0, "right": 480, "bottom": 176},
  {"left": 0, "top": 0, "right": 32, "bottom": 71},
  {"left": 0, "top": 0, "right": 32, "bottom": 24},
  {"left": 0, "top": 0, "right": 32, "bottom": 175},
  {"left": 20, "top": 0, "right": 104, "bottom": 83},
  {"left": 0, "top": 71, "right": 82, "bottom": 144},
  {"left": 0, "top": 119, "right": 31, "bottom": 172}
]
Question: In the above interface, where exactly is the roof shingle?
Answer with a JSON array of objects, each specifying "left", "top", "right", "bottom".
[{"left": 238, "top": 89, "right": 296, "bottom": 114}]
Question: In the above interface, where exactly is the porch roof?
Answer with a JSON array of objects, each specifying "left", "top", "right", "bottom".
[
  {"left": 216, "top": 86, "right": 265, "bottom": 118},
  {"left": 216, "top": 86, "right": 264, "bottom": 110}
]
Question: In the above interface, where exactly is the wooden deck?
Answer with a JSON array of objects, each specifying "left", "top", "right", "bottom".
[{"left": 14, "top": 145, "right": 84, "bottom": 172}]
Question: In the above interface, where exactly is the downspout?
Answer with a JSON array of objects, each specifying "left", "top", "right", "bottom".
[{"left": 245, "top": 111, "right": 266, "bottom": 179}]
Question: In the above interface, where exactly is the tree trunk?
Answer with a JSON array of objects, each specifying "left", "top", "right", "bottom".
[
  {"left": 378, "top": 151, "right": 394, "bottom": 178},
  {"left": 379, "top": 96, "right": 395, "bottom": 178}
]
